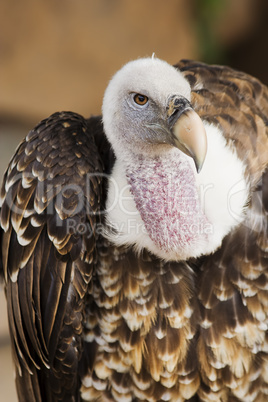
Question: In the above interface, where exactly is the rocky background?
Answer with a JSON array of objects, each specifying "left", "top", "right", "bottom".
[{"left": 0, "top": 0, "right": 267, "bottom": 400}]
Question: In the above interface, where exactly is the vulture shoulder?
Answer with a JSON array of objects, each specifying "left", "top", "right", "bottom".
[
  {"left": 177, "top": 59, "right": 268, "bottom": 181},
  {"left": 0, "top": 112, "right": 106, "bottom": 401}
]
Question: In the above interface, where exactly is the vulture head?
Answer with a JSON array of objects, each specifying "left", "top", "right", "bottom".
[
  {"left": 102, "top": 57, "right": 206, "bottom": 170},
  {"left": 102, "top": 57, "right": 249, "bottom": 261}
]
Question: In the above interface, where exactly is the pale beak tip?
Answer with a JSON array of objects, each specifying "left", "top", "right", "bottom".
[{"left": 195, "top": 158, "right": 204, "bottom": 174}]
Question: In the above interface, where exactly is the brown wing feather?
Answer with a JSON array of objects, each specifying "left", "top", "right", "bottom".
[
  {"left": 175, "top": 60, "right": 268, "bottom": 401},
  {"left": 0, "top": 112, "right": 105, "bottom": 401}
]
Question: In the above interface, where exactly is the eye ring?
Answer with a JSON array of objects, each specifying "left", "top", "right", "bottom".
[{"left": 133, "top": 93, "right": 149, "bottom": 106}]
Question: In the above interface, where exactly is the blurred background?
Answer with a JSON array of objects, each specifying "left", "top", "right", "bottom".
[{"left": 0, "top": 0, "right": 267, "bottom": 400}]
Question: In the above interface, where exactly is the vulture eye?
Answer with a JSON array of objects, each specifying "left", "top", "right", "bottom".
[{"left": 133, "top": 93, "right": 149, "bottom": 106}]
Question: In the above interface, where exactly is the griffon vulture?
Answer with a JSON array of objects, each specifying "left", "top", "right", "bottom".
[{"left": 0, "top": 57, "right": 268, "bottom": 401}]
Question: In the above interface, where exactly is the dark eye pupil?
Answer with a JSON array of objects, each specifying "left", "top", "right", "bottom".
[{"left": 138, "top": 95, "right": 145, "bottom": 102}]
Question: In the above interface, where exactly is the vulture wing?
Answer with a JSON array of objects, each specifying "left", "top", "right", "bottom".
[
  {"left": 177, "top": 60, "right": 268, "bottom": 400},
  {"left": 0, "top": 112, "right": 106, "bottom": 401}
]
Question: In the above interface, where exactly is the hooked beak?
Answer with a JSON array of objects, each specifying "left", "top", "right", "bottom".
[{"left": 167, "top": 96, "right": 207, "bottom": 173}]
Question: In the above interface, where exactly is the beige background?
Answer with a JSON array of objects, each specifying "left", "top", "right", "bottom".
[{"left": 0, "top": 0, "right": 267, "bottom": 400}]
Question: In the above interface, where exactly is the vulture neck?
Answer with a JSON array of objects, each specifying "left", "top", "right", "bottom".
[
  {"left": 125, "top": 149, "right": 211, "bottom": 258},
  {"left": 106, "top": 146, "right": 212, "bottom": 261},
  {"left": 106, "top": 122, "right": 249, "bottom": 261}
]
